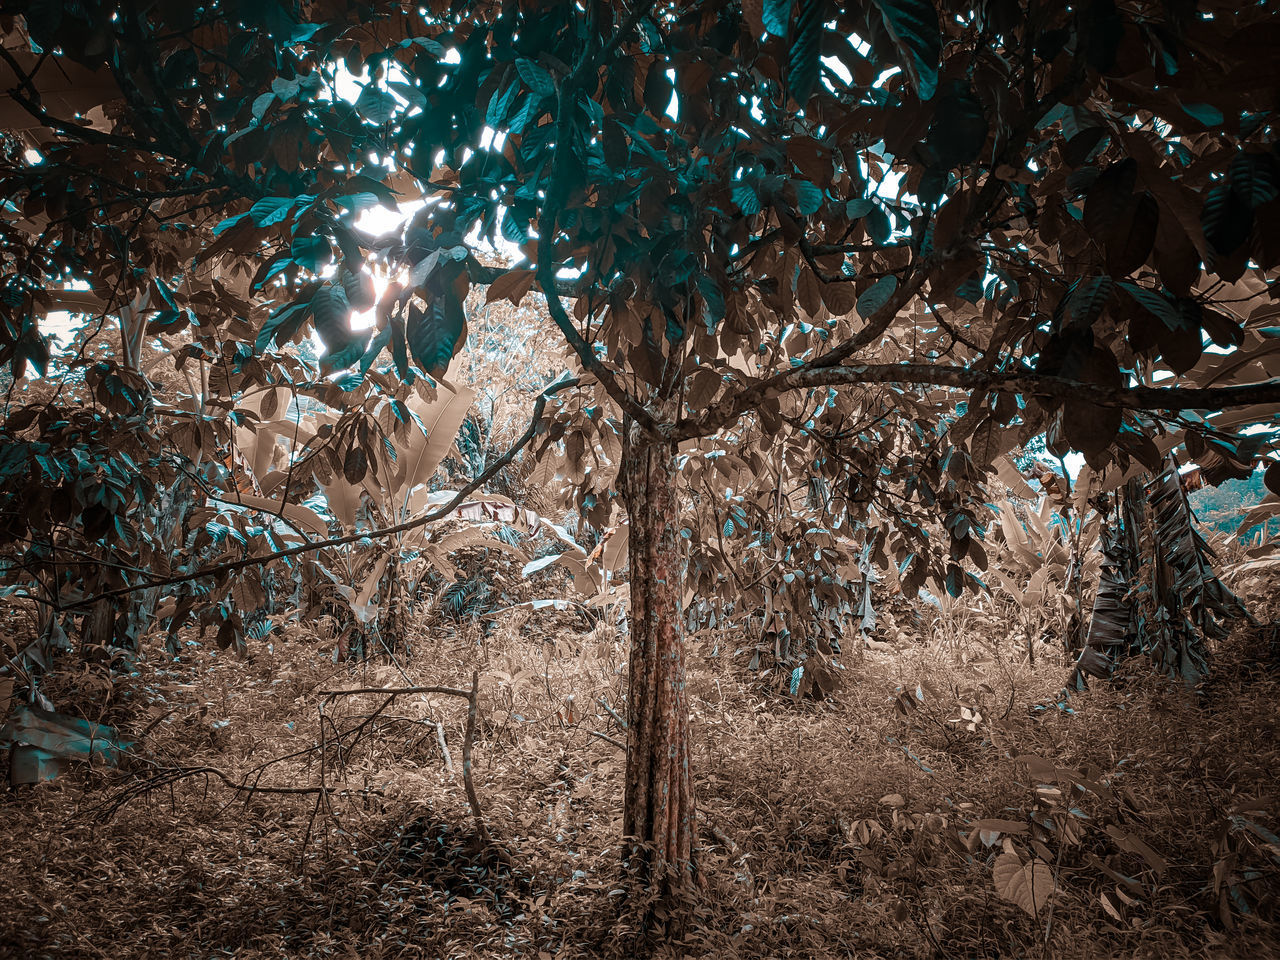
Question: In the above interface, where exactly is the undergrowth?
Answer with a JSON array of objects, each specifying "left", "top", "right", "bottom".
[{"left": 2, "top": 596, "right": 1278, "bottom": 959}]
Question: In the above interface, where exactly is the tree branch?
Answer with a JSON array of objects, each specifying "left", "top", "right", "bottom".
[
  {"left": 60, "top": 376, "right": 580, "bottom": 610},
  {"left": 674, "top": 364, "right": 1280, "bottom": 441},
  {"left": 532, "top": 2, "right": 662, "bottom": 438}
]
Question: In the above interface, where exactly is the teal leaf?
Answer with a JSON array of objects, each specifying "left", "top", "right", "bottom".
[
  {"left": 487, "top": 80, "right": 520, "bottom": 128},
  {"left": 871, "top": 0, "right": 941, "bottom": 100},
  {"left": 251, "top": 91, "right": 275, "bottom": 120},
  {"left": 355, "top": 85, "right": 397, "bottom": 124},
  {"left": 388, "top": 80, "right": 426, "bottom": 110},
  {"left": 733, "top": 183, "right": 762, "bottom": 215},
  {"left": 341, "top": 269, "right": 375, "bottom": 311},
  {"left": 786, "top": 0, "right": 823, "bottom": 106},
  {"left": 698, "top": 275, "right": 725, "bottom": 334},
  {"left": 360, "top": 323, "right": 392, "bottom": 375},
  {"left": 501, "top": 209, "right": 528, "bottom": 244},
  {"left": 945, "top": 563, "right": 962, "bottom": 597},
  {"left": 1201, "top": 182, "right": 1253, "bottom": 256},
  {"left": 271, "top": 77, "right": 300, "bottom": 100},
  {"left": 927, "top": 81, "right": 987, "bottom": 168},
  {"left": 763, "top": 0, "right": 793, "bottom": 36},
  {"left": 154, "top": 277, "right": 178, "bottom": 311},
  {"left": 312, "top": 284, "right": 367, "bottom": 371},
  {"left": 311, "top": 283, "right": 351, "bottom": 343},
  {"left": 507, "top": 94, "right": 539, "bottom": 135},
  {"left": 1179, "top": 102, "right": 1222, "bottom": 128},
  {"left": 1118, "top": 281, "right": 1187, "bottom": 332},
  {"left": 249, "top": 197, "right": 294, "bottom": 227},
  {"left": 290, "top": 235, "right": 331, "bottom": 272},
  {"left": 290, "top": 23, "right": 323, "bottom": 43},
  {"left": 332, "top": 192, "right": 380, "bottom": 212},
  {"left": 1229, "top": 151, "right": 1280, "bottom": 210},
  {"left": 255, "top": 298, "right": 312, "bottom": 353},
  {"left": 213, "top": 213, "right": 248, "bottom": 236},
  {"left": 390, "top": 314, "right": 413, "bottom": 383},
  {"left": 845, "top": 197, "right": 875, "bottom": 219},
  {"left": 866, "top": 204, "right": 892, "bottom": 244},
  {"left": 516, "top": 58, "right": 555, "bottom": 98},
  {"left": 856, "top": 276, "right": 898, "bottom": 319},
  {"left": 1064, "top": 275, "right": 1114, "bottom": 329},
  {"left": 793, "top": 180, "right": 823, "bottom": 216},
  {"left": 406, "top": 293, "right": 467, "bottom": 378}
]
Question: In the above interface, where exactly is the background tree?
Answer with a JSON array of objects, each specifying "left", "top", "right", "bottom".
[{"left": 3, "top": 0, "right": 1279, "bottom": 903}]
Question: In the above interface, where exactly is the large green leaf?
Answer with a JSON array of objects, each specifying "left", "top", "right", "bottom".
[
  {"left": 249, "top": 196, "right": 294, "bottom": 227},
  {"left": 926, "top": 81, "right": 986, "bottom": 168},
  {"left": 1064, "top": 275, "right": 1114, "bottom": 329},
  {"left": 406, "top": 292, "right": 467, "bottom": 378},
  {"left": 856, "top": 276, "right": 897, "bottom": 319},
  {"left": 792, "top": 180, "right": 823, "bottom": 216},
  {"left": 786, "top": 0, "right": 823, "bottom": 106},
  {"left": 1105, "top": 190, "right": 1158, "bottom": 277},
  {"left": 355, "top": 84, "right": 396, "bottom": 124},
  {"left": 1229, "top": 150, "right": 1279, "bottom": 210},
  {"left": 393, "top": 385, "right": 479, "bottom": 513},
  {"left": 763, "top": 0, "right": 793, "bottom": 36},
  {"left": 516, "top": 58, "right": 555, "bottom": 98},
  {"left": 290, "top": 235, "right": 331, "bottom": 272},
  {"left": 255, "top": 297, "right": 313, "bottom": 353},
  {"left": 1201, "top": 182, "right": 1252, "bottom": 255},
  {"left": 312, "top": 283, "right": 367, "bottom": 371},
  {"left": 871, "top": 0, "right": 940, "bottom": 100}
]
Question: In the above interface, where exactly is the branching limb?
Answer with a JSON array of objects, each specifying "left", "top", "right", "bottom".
[{"left": 675, "top": 363, "right": 1280, "bottom": 442}]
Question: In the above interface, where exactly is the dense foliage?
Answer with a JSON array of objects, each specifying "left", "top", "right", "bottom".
[{"left": 1, "top": 0, "right": 1279, "bottom": 925}]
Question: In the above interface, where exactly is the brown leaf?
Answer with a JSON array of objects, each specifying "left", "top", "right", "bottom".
[
  {"left": 993, "top": 853, "right": 1056, "bottom": 917},
  {"left": 485, "top": 268, "right": 538, "bottom": 307}
]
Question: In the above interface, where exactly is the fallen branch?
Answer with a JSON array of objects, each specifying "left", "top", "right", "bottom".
[
  {"left": 319, "top": 685, "right": 472, "bottom": 700},
  {"left": 98, "top": 763, "right": 382, "bottom": 821}
]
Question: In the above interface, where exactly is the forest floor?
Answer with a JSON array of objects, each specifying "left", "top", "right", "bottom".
[{"left": 3, "top": 594, "right": 1279, "bottom": 960}]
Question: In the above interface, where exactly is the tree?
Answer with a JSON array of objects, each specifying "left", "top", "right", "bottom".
[{"left": 3, "top": 0, "right": 1280, "bottom": 904}]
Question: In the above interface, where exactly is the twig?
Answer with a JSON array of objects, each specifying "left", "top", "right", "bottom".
[
  {"left": 134, "top": 707, "right": 177, "bottom": 742},
  {"left": 597, "top": 696, "right": 629, "bottom": 729},
  {"left": 462, "top": 669, "right": 492, "bottom": 848},
  {"left": 587, "top": 729, "right": 626, "bottom": 750},
  {"left": 436, "top": 719, "right": 455, "bottom": 773},
  {"left": 701, "top": 818, "right": 752, "bottom": 885}
]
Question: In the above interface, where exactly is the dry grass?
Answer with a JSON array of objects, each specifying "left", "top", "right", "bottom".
[{"left": 2, "top": 595, "right": 1278, "bottom": 959}]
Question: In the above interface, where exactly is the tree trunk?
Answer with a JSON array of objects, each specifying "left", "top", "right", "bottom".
[{"left": 621, "top": 431, "right": 696, "bottom": 895}]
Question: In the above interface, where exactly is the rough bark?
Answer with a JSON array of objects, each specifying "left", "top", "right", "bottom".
[{"left": 620, "top": 429, "right": 695, "bottom": 894}]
